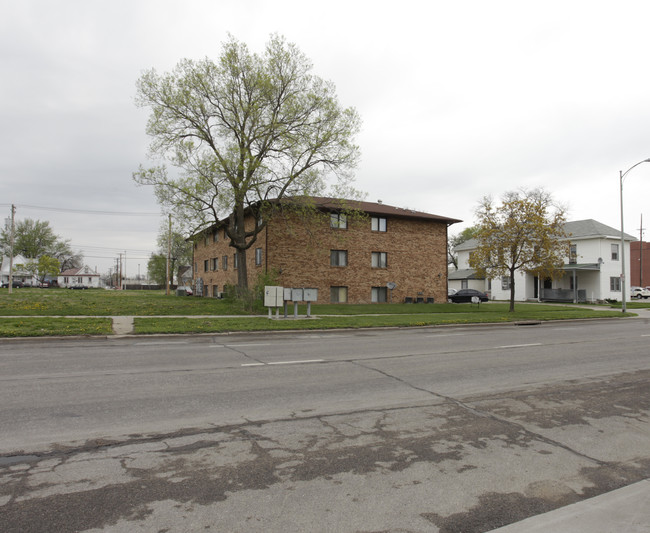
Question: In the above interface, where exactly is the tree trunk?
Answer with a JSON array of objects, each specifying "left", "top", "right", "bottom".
[
  {"left": 236, "top": 247, "right": 248, "bottom": 293},
  {"left": 509, "top": 270, "right": 516, "bottom": 312}
]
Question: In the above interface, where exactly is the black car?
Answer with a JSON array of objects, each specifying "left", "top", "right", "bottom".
[
  {"left": 449, "top": 289, "right": 489, "bottom": 303},
  {"left": 1, "top": 280, "right": 23, "bottom": 288}
]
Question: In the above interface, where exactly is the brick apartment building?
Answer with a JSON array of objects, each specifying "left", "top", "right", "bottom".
[
  {"left": 191, "top": 197, "right": 461, "bottom": 304},
  {"left": 631, "top": 241, "right": 650, "bottom": 287}
]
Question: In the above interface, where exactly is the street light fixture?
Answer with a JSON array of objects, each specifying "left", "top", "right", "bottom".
[{"left": 620, "top": 158, "right": 650, "bottom": 313}]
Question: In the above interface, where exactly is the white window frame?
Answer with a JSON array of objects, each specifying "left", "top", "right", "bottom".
[
  {"left": 330, "top": 250, "right": 348, "bottom": 267},
  {"left": 371, "top": 252, "right": 387, "bottom": 268},
  {"left": 371, "top": 216, "right": 387, "bottom": 232},
  {"left": 330, "top": 286, "right": 348, "bottom": 303},
  {"left": 371, "top": 286, "right": 387, "bottom": 303},
  {"left": 611, "top": 243, "right": 619, "bottom": 261},
  {"left": 330, "top": 213, "right": 347, "bottom": 229},
  {"left": 255, "top": 248, "right": 263, "bottom": 266},
  {"left": 610, "top": 276, "right": 621, "bottom": 292}
]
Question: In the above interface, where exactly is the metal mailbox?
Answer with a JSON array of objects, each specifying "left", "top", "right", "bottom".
[
  {"left": 264, "top": 286, "right": 284, "bottom": 307},
  {"left": 303, "top": 288, "right": 318, "bottom": 302}
]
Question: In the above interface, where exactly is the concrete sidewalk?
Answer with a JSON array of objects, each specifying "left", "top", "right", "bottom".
[{"left": 488, "top": 480, "right": 650, "bottom": 532}]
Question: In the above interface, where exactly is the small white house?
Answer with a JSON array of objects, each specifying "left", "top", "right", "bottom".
[
  {"left": 451, "top": 219, "right": 636, "bottom": 303},
  {"left": 58, "top": 265, "right": 101, "bottom": 288},
  {"left": 0, "top": 254, "right": 39, "bottom": 286}
]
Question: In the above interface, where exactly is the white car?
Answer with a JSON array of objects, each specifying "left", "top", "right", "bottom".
[{"left": 630, "top": 287, "right": 650, "bottom": 299}]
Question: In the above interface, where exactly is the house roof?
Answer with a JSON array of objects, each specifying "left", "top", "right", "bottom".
[
  {"left": 308, "top": 197, "right": 462, "bottom": 224},
  {"left": 448, "top": 268, "right": 484, "bottom": 280},
  {"left": 59, "top": 266, "right": 99, "bottom": 277},
  {"left": 454, "top": 219, "right": 636, "bottom": 252},
  {"left": 564, "top": 219, "right": 636, "bottom": 241},
  {"left": 193, "top": 196, "right": 462, "bottom": 238}
]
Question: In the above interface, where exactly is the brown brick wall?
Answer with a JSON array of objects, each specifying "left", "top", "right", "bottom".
[{"left": 193, "top": 210, "right": 450, "bottom": 303}]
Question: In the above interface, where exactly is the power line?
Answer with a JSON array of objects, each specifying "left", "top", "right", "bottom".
[{"left": 0, "top": 203, "right": 160, "bottom": 217}]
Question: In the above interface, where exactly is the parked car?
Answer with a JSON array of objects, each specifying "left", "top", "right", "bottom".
[
  {"left": 630, "top": 287, "right": 650, "bottom": 299},
  {"left": 69, "top": 284, "right": 88, "bottom": 290},
  {"left": 448, "top": 288, "right": 457, "bottom": 296},
  {"left": 38, "top": 281, "right": 50, "bottom": 288},
  {"left": 176, "top": 286, "right": 193, "bottom": 296},
  {"left": 1, "top": 280, "right": 24, "bottom": 288},
  {"left": 449, "top": 288, "right": 489, "bottom": 303}
]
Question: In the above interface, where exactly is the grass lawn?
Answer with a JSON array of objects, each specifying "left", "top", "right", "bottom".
[
  {"left": 134, "top": 304, "right": 630, "bottom": 335},
  {"left": 0, "top": 288, "right": 637, "bottom": 337},
  {"left": 0, "top": 318, "right": 113, "bottom": 337},
  {"left": 0, "top": 287, "right": 249, "bottom": 316}
]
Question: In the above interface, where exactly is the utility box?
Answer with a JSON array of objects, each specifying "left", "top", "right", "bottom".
[
  {"left": 264, "top": 286, "right": 284, "bottom": 307},
  {"left": 303, "top": 288, "right": 318, "bottom": 302},
  {"left": 283, "top": 288, "right": 293, "bottom": 301},
  {"left": 291, "top": 288, "right": 304, "bottom": 301}
]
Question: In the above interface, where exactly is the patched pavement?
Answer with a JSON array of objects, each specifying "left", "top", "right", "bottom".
[{"left": 1, "top": 369, "right": 648, "bottom": 532}]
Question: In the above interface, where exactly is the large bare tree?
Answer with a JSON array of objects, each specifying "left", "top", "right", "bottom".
[{"left": 134, "top": 35, "right": 361, "bottom": 291}]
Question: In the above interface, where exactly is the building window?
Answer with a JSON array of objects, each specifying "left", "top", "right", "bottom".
[
  {"left": 610, "top": 276, "right": 621, "bottom": 292},
  {"left": 330, "top": 286, "right": 348, "bottom": 303},
  {"left": 371, "top": 286, "right": 387, "bottom": 303},
  {"left": 569, "top": 244, "right": 577, "bottom": 264},
  {"left": 212, "top": 231, "right": 218, "bottom": 243},
  {"left": 234, "top": 254, "right": 238, "bottom": 269},
  {"left": 461, "top": 280, "right": 468, "bottom": 289},
  {"left": 371, "top": 252, "right": 387, "bottom": 268},
  {"left": 204, "top": 259, "right": 209, "bottom": 272},
  {"left": 330, "top": 250, "right": 348, "bottom": 267},
  {"left": 330, "top": 212, "right": 347, "bottom": 229},
  {"left": 212, "top": 258, "right": 219, "bottom": 271},
  {"left": 501, "top": 276, "right": 511, "bottom": 290},
  {"left": 371, "top": 217, "right": 387, "bottom": 232},
  {"left": 204, "top": 235, "right": 209, "bottom": 247},
  {"left": 194, "top": 262, "right": 197, "bottom": 274},
  {"left": 255, "top": 247, "right": 263, "bottom": 266},
  {"left": 611, "top": 244, "right": 619, "bottom": 261},
  {"left": 222, "top": 256, "right": 228, "bottom": 270},
  {"left": 212, "top": 285, "right": 219, "bottom": 297}
]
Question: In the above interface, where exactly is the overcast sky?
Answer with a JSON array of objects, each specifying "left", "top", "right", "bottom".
[{"left": 2, "top": 0, "right": 650, "bottom": 276}]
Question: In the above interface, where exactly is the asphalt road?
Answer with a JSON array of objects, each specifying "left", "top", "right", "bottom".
[{"left": 1, "top": 318, "right": 649, "bottom": 532}]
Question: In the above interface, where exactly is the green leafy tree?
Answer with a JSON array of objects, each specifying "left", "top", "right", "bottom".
[
  {"left": 133, "top": 34, "right": 361, "bottom": 291},
  {"left": 147, "top": 253, "right": 168, "bottom": 286},
  {"left": 448, "top": 225, "right": 479, "bottom": 269},
  {"left": 156, "top": 224, "right": 193, "bottom": 285},
  {"left": 17, "top": 255, "right": 61, "bottom": 284},
  {"left": 469, "top": 189, "right": 569, "bottom": 312},
  {"left": 1, "top": 218, "right": 82, "bottom": 270}
]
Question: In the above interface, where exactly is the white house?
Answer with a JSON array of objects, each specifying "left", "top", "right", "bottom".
[
  {"left": 58, "top": 265, "right": 101, "bottom": 288},
  {"left": 0, "top": 254, "right": 39, "bottom": 286},
  {"left": 451, "top": 219, "right": 636, "bottom": 303}
]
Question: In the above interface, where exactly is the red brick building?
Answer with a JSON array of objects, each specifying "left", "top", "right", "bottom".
[
  {"left": 191, "top": 198, "right": 461, "bottom": 304},
  {"left": 631, "top": 241, "right": 650, "bottom": 287}
]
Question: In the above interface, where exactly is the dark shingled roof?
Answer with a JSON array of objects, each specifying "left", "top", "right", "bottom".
[{"left": 308, "top": 197, "right": 462, "bottom": 224}]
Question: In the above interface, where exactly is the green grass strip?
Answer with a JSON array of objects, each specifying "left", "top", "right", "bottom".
[
  {"left": 0, "top": 318, "right": 113, "bottom": 337},
  {"left": 134, "top": 308, "right": 630, "bottom": 335}
]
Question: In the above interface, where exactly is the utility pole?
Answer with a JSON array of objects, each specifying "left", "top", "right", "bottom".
[
  {"left": 639, "top": 214, "right": 645, "bottom": 287},
  {"left": 8, "top": 204, "right": 15, "bottom": 295},
  {"left": 166, "top": 213, "right": 171, "bottom": 295}
]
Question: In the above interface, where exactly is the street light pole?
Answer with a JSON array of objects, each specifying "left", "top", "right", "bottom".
[{"left": 620, "top": 158, "right": 650, "bottom": 313}]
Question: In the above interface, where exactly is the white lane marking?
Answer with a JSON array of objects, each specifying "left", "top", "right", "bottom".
[
  {"left": 224, "top": 343, "right": 272, "bottom": 348},
  {"left": 135, "top": 341, "right": 190, "bottom": 346},
  {"left": 241, "top": 359, "right": 324, "bottom": 367},
  {"left": 498, "top": 343, "right": 543, "bottom": 349},
  {"left": 642, "top": 335, "right": 650, "bottom": 337},
  {"left": 269, "top": 359, "right": 324, "bottom": 365}
]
